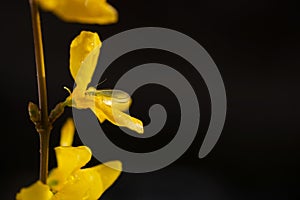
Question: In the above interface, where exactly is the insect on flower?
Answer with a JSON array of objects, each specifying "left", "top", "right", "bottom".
[
  {"left": 64, "top": 31, "right": 144, "bottom": 134},
  {"left": 85, "top": 88, "right": 132, "bottom": 111}
]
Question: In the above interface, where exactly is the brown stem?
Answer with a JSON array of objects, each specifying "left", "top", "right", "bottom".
[
  {"left": 29, "top": 0, "right": 51, "bottom": 184},
  {"left": 39, "top": 129, "right": 50, "bottom": 183}
]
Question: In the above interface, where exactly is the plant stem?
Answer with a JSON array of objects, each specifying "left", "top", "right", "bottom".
[
  {"left": 29, "top": 0, "right": 51, "bottom": 184},
  {"left": 39, "top": 129, "right": 50, "bottom": 183}
]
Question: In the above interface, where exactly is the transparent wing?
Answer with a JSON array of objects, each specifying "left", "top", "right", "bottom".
[{"left": 86, "top": 88, "right": 132, "bottom": 111}]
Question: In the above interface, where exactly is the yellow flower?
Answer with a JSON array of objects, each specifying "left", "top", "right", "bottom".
[
  {"left": 16, "top": 181, "right": 53, "bottom": 200},
  {"left": 65, "top": 31, "right": 144, "bottom": 134},
  {"left": 36, "top": 0, "right": 118, "bottom": 25},
  {"left": 16, "top": 118, "right": 122, "bottom": 200}
]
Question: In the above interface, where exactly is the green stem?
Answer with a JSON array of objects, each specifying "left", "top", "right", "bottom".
[{"left": 29, "top": 0, "right": 51, "bottom": 184}]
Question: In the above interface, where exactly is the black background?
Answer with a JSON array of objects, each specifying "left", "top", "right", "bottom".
[{"left": 1, "top": 0, "right": 300, "bottom": 199}]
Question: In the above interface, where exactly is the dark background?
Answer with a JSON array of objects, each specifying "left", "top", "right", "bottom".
[{"left": 1, "top": 0, "right": 299, "bottom": 199}]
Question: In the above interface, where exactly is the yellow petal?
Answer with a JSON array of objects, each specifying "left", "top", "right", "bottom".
[
  {"left": 51, "top": 173, "right": 91, "bottom": 200},
  {"left": 52, "top": 161, "right": 122, "bottom": 200},
  {"left": 70, "top": 31, "right": 101, "bottom": 91},
  {"left": 47, "top": 168, "right": 67, "bottom": 192},
  {"left": 94, "top": 160, "right": 122, "bottom": 192},
  {"left": 37, "top": 0, "right": 118, "bottom": 25},
  {"left": 91, "top": 101, "right": 144, "bottom": 134},
  {"left": 60, "top": 118, "right": 75, "bottom": 147},
  {"left": 54, "top": 146, "right": 92, "bottom": 178},
  {"left": 16, "top": 181, "right": 53, "bottom": 200}
]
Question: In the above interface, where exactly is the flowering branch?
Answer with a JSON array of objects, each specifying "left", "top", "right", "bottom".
[
  {"left": 19, "top": 1, "right": 143, "bottom": 199},
  {"left": 29, "top": 0, "right": 51, "bottom": 184}
]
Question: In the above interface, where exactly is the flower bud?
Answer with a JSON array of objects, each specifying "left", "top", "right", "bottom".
[
  {"left": 28, "top": 101, "right": 41, "bottom": 124},
  {"left": 49, "top": 102, "right": 65, "bottom": 124}
]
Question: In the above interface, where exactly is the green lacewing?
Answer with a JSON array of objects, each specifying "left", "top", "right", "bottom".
[{"left": 85, "top": 87, "right": 132, "bottom": 111}]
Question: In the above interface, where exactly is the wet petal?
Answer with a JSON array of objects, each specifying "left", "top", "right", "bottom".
[
  {"left": 52, "top": 161, "right": 122, "bottom": 200},
  {"left": 91, "top": 101, "right": 144, "bottom": 134},
  {"left": 55, "top": 146, "right": 92, "bottom": 177},
  {"left": 16, "top": 181, "right": 53, "bottom": 200},
  {"left": 47, "top": 168, "right": 67, "bottom": 192},
  {"left": 37, "top": 0, "right": 118, "bottom": 25},
  {"left": 69, "top": 31, "right": 101, "bottom": 91}
]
